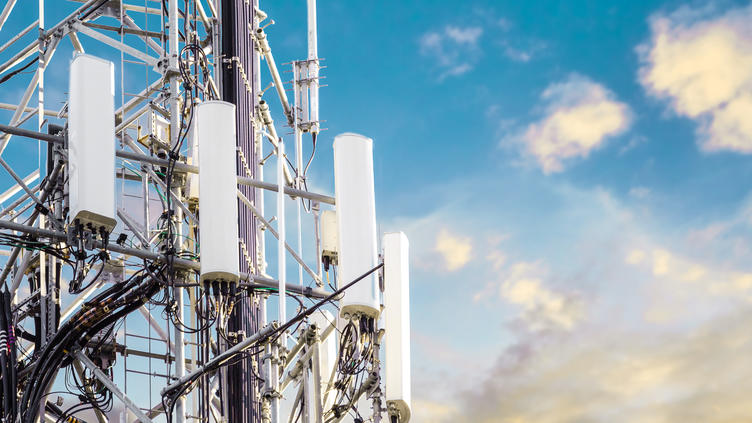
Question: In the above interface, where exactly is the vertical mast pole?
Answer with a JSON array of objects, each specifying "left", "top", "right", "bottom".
[
  {"left": 307, "top": 0, "right": 318, "bottom": 133},
  {"left": 277, "top": 141, "right": 286, "bottom": 345},
  {"left": 168, "top": 1, "right": 186, "bottom": 422},
  {"left": 293, "top": 64, "right": 304, "bottom": 287},
  {"left": 36, "top": 8, "right": 47, "bottom": 423},
  {"left": 275, "top": 139, "right": 287, "bottom": 423},
  {"left": 37, "top": 0, "right": 44, "bottom": 151}
]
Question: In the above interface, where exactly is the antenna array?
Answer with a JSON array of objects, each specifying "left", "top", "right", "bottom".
[{"left": 0, "top": 1, "right": 411, "bottom": 423}]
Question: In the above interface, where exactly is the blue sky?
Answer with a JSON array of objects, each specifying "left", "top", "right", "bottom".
[
  {"left": 261, "top": 1, "right": 752, "bottom": 420},
  {"left": 4, "top": 0, "right": 752, "bottom": 421}
]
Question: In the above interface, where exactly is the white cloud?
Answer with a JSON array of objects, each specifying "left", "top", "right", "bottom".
[
  {"left": 619, "top": 134, "right": 648, "bottom": 155},
  {"left": 445, "top": 26, "right": 483, "bottom": 44},
  {"left": 384, "top": 158, "right": 752, "bottom": 423},
  {"left": 419, "top": 15, "right": 543, "bottom": 80},
  {"left": 419, "top": 32, "right": 442, "bottom": 51},
  {"left": 419, "top": 191, "right": 752, "bottom": 421},
  {"left": 498, "top": 38, "right": 546, "bottom": 63},
  {"left": 412, "top": 399, "right": 459, "bottom": 422},
  {"left": 387, "top": 170, "right": 752, "bottom": 422},
  {"left": 626, "top": 246, "right": 752, "bottom": 300},
  {"left": 639, "top": 4, "right": 752, "bottom": 152},
  {"left": 419, "top": 26, "right": 483, "bottom": 80},
  {"left": 474, "top": 259, "right": 583, "bottom": 332},
  {"left": 444, "top": 309, "right": 752, "bottom": 423},
  {"left": 625, "top": 248, "right": 647, "bottom": 265},
  {"left": 501, "top": 261, "right": 583, "bottom": 331},
  {"left": 496, "top": 17, "right": 513, "bottom": 31},
  {"left": 629, "top": 186, "right": 651, "bottom": 199},
  {"left": 502, "top": 45, "right": 532, "bottom": 62},
  {"left": 434, "top": 228, "right": 473, "bottom": 271},
  {"left": 486, "top": 249, "right": 507, "bottom": 271},
  {"left": 509, "top": 74, "right": 632, "bottom": 173},
  {"left": 441, "top": 63, "right": 472, "bottom": 78}
]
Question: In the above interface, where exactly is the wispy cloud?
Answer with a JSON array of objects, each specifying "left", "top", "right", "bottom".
[
  {"left": 638, "top": 4, "right": 752, "bottom": 153},
  {"left": 626, "top": 245, "right": 752, "bottom": 302},
  {"left": 419, "top": 26, "right": 483, "bottom": 80},
  {"left": 444, "top": 26, "right": 483, "bottom": 44},
  {"left": 412, "top": 399, "right": 459, "bottom": 422},
  {"left": 501, "top": 44, "right": 533, "bottom": 62},
  {"left": 419, "top": 11, "right": 545, "bottom": 81},
  {"left": 498, "top": 38, "right": 546, "bottom": 63},
  {"left": 476, "top": 259, "right": 584, "bottom": 332},
  {"left": 434, "top": 228, "right": 473, "bottom": 271},
  {"left": 505, "top": 74, "right": 632, "bottom": 173},
  {"left": 445, "top": 308, "right": 752, "bottom": 423},
  {"left": 405, "top": 179, "right": 752, "bottom": 423}
]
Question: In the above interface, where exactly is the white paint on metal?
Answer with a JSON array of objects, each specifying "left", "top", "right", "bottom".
[
  {"left": 0, "top": 169, "right": 39, "bottom": 204},
  {"left": 278, "top": 139, "right": 287, "bottom": 346},
  {"left": 73, "top": 22, "right": 159, "bottom": 67},
  {"left": 307, "top": 0, "right": 319, "bottom": 133},
  {"left": 311, "top": 309, "right": 336, "bottom": 412},
  {"left": 0, "top": 0, "right": 17, "bottom": 32}
]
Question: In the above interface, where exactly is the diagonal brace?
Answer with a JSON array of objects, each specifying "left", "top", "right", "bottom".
[
  {"left": 74, "top": 349, "right": 155, "bottom": 423},
  {"left": 73, "top": 22, "right": 158, "bottom": 67},
  {"left": 0, "top": 156, "right": 46, "bottom": 211},
  {"left": 237, "top": 190, "right": 322, "bottom": 285}
]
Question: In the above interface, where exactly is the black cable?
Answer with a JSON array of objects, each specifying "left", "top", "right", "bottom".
[
  {"left": 70, "top": 251, "right": 107, "bottom": 294},
  {"left": 19, "top": 271, "right": 160, "bottom": 423},
  {"left": 161, "top": 45, "right": 201, "bottom": 291},
  {"left": 302, "top": 132, "right": 317, "bottom": 180},
  {"left": 161, "top": 263, "right": 384, "bottom": 420},
  {"left": 0, "top": 57, "right": 38, "bottom": 85}
]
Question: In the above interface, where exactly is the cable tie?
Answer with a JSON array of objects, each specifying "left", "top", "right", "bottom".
[{"left": 34, "top": 204, "right": 49, "bottom": 215}]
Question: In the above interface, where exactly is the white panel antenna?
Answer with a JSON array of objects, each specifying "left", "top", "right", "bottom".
[
  {"left": 333, "top": 133, "right": 380, "bottom": 318},
  {"left": 384, "top": 232, "right": 411, "bottom": 422},
  {"left": 197, "top": 101, "right": 239, "bottom": 283},
  {"left": 0, "top": 2, "right": 416, "bottom": 422},
  {"left": 68, "top": 54, "right": 116, "bottom": 232}
]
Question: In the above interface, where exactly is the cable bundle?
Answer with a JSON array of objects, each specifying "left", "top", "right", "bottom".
[
  {"left": 324, "top": 317, "right": 377, "bottom": 422},
  {"left": 0, "top": 287, "right": 18, "bottom": 421},
  {"left": 161, "top": 263, "right": 384, "bottom": 423},
  {"left": 17, "top": 267, "right": 162, "bottom": 423}
]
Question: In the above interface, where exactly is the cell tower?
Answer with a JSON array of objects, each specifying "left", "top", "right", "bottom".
[{"left": 0, "top": 1, "right": 411, "bottom": 423}]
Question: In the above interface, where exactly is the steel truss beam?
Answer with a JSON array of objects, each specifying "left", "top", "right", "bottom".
[
  {"left": 74, "top": 349, "right": 155, "bottom": 423},
  {"left": 161, "top": 324, "right": 277, "bottom": 395},
  {"left": 0, "top": 124, "right": 337, "bottom": 205},
  {"left": 0, "top": 218, "right": 329, "bottom": 298},
  {"left": 72, "top": 22, "right": 159, "bottom": 67},
  {"left": 238, "top": 190, "right": 322, "bottom": 285},
  {"left": 0, "top": 36, "right": 59, "bottom": 155},
  {"left": 0, "top": 2, "right": 362, "bottom": 422}
]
